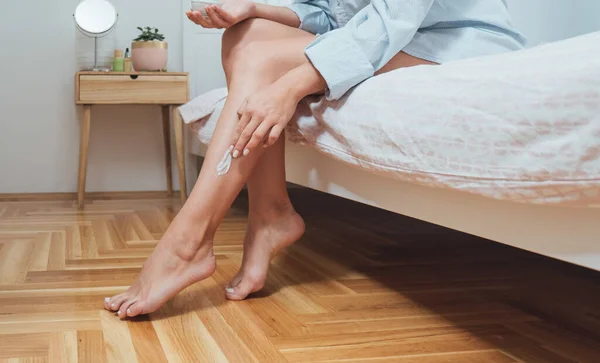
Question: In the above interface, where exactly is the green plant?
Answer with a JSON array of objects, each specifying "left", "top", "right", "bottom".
[{"left": 134, "top": 26, "right": 165, "bottom": 42}]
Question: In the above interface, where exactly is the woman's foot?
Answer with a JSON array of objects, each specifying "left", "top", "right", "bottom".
[
  {"left": 225, "top": 203, "right": 305, "bottom": 300},
  {"left": 103, "top": 220, "right": 216, "bottom": 319}
]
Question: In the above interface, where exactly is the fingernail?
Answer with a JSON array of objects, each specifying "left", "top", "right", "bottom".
[
  {"left": 225, "top": 287, "right": 235, "bottom": 294},
  {"left": 105, "top": 297, "right": 110, "bottom": 303},
  {"left": 127, "top": 308, "right": 132, "bottom": 315},
  {"left": 228, "top": 145, "right": 234, "bottom": 152},
  {"left": 243, "top": 148, "right": 250, "bottom": 156},
  {"left": 232, "top": 150, "right": 240, "bottom": 158}
]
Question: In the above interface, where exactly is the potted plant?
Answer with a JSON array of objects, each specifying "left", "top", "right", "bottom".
[{"left": 131, "top": 26, "right": 168, "bottom": 71}]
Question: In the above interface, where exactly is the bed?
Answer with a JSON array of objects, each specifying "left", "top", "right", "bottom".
[{"left": 181, "top": 31, "right": 600, "bottom": 272}]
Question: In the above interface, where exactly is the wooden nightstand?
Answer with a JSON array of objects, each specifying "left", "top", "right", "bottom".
[{"left": 75, "top": 71, "right": 190, "bottom": 208}]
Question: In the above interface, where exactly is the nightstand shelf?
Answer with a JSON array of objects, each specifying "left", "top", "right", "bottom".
[{"left": 75, "top": 71, "right": 190, "bottom": 208}]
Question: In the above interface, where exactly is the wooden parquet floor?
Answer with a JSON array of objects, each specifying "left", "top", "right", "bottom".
[{"left": 0, "top": 190, "right": 599, "bottom": 362}]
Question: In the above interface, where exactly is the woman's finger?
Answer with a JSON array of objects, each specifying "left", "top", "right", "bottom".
[
  {"left": 264, "top": 124, "right": 284, "bottom": 147},
  {"left": 206, "top": 6, "right": 229, "bottom": 28},
  {"left": 244, "top": 122, "right": 272, "bottom": 153},
  {"left": 231, "top": 111, "right": 251, "bottom": 152},
  {"left": 189, "top": 11, "right": 202, "bottom": 23},
  {"left": 191, "top": 10, "right": 214, "bottom": 28},
  {"left": 213, "top": 6, "right": 236, "bottom": 24},
  {"left": 187, "top": 11, "right": 199, "bottom": 23},
  {"left": 237, "top": 100, "right": 248, "bottom": 117},
  {"left": 234, "top": 117, "right": 262, "bottom": 157}
]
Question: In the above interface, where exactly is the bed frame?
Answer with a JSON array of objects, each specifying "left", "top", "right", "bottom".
[{"left": 188, "top": 138, "right": 600, "bottom": 272}]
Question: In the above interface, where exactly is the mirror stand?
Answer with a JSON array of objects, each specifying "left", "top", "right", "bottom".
[{"left": 90, "top": 37, "right": 110, "bottom": 72}]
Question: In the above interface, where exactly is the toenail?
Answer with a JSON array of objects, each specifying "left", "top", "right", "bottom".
[
  {"left": 117, "top": 310, "right": 121, "bottom": 315},
  {"left": 225, "top": 287, "right": 235, "bottom": 294},
  {"left": 111, "top": 303, "right": 115, "bottom": 308},
  {"left": 127, "top": 308, "right": 132, "bottom": 315},
  {"left": 105, "top": 297, "right": 110, "bottom": 303}
]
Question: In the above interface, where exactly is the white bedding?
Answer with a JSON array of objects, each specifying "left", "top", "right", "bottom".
[{"left": 180, "top": 31, "right": 600, "bottom": 207}]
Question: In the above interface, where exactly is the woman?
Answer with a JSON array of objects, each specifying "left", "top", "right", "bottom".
[{"left": 105, "top": 0, "right": 525, "bottom": 318}]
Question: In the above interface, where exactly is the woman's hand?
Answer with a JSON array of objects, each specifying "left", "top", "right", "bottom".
[
  {"left": 231, "top": 82, "right": 301, "bottom": 157},
  {"left": 186, "top": 0, "right": 256, "bottom": 29},
  {"left": 230, "top": 63, "right": 327, "bottom": 157}
]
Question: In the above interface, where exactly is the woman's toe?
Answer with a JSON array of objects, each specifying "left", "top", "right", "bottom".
[
  {"left": 103, "top": 297, "right": 112, "bottom": 310},
  {"left": 227, "top": 273, "right": 243, "bottom": 291},
  {"left": 118, "top": 299, "right": 136, "bottom": 319},
  {"left": 225, "top": 276, "right": 262, "bottom": 301},
  {"left": 108, "top": 294, "right": 128, "bottom": 312},
  {"left": 126, "top": 302, "right": 146, "bottom": 318}
]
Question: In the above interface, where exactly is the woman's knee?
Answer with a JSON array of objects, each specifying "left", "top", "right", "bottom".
[
  {"left": 225, "top": 40, "right": 278, "bottom": 78},
  {"left": 222, "top": 19, "right": 273, "bottom": 72}
]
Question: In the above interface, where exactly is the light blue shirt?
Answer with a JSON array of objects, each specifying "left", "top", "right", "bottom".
[{"left": 286, "top": 0, "right": 526, "bottom": 100}]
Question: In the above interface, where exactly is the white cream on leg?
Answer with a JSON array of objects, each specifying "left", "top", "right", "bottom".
[{"left": 217, "top": 146, "right": 234, "bottom": 176}]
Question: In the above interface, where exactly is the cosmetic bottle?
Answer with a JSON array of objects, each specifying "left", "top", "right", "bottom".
[
  {"left": 113, "top": 49, "right": 124, "bottom": 72},
  {"left": 124, "top": 48, "right": 133, "bottom": 72}
]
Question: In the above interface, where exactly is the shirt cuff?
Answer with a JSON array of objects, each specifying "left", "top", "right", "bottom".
[
  {"left": 304, "top": 28, "right": 375, "bottom": 100},
  {"left": 285, "top": 3, "right": 331, "bottom": 35}
]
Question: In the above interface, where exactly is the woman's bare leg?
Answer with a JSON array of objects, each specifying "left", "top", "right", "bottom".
[
  {"left": 225, "top": 136, "right": 307, "bottom": 300},
  {"left": 104, "top": 21, "right": 315, "bottom": 318},
  {"left": 220, "top": 20, "right": 438, "bottom": 301},
  {"left": 219, "top": 20, "right": 312, "bottom": 300}
]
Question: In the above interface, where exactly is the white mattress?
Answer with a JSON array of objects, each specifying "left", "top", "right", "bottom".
[{"left": 181, "top": 31, "right": 600, "bottom": 208}]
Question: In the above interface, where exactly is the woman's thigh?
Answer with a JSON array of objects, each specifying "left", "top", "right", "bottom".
[
  {"left": 226, "top": 35, "right": 317, "bottom": 83},
  {"left": 222, "top": 19, "right": 315, "bottom": 67}
]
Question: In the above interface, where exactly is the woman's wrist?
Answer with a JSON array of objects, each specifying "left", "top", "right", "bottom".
[
  {"left": 277, "top": 63, "right": 327, "bottom": 102},
  {"left": 252, "top": 3, "right": 301, "bottom": 28},
  {"left": 247, "top": 2, "right": 259, "bottom": 19}
]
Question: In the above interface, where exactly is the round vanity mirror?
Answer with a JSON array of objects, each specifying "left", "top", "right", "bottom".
[
  {"left": 74, "top": 0, "right": 118, "bottom": 37},
  {"left": 74, "top": 0, "right": 118, "bottom": 71}
]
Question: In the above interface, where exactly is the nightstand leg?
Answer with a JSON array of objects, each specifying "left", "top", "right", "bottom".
[
  {"left": 77, "top": 105, "right": 92, "bottom": 209},
  {"left": 173, "top": 105, "right": 187, "bottom": 204},
  {"left": 161, "top": 106, "right": 173, "bottom": 196}
]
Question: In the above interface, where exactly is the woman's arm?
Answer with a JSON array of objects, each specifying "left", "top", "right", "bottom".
[
  {"left": 251, "top": 3, "right": 301, "bottom": 28},
  {"left": 304, "top": 0, "right": 435, "bottom": 100},
  {"left": 190, "top": 0, "right": 335, "bottom": 33},
  {"left": 204, "top": 3, "right": 301, "bottom": 29}
]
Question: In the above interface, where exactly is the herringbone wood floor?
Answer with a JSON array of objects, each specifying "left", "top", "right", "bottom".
[{"left": 0, "top": 189, "right": 599, "bottom": 362}]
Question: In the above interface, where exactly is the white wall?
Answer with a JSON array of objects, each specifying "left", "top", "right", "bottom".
[
  {"left": 0, "top": 0, "right": 185, "bottom": 193},
  {"left": 507, "top": 0, "right": 600, "bottom": 46}
]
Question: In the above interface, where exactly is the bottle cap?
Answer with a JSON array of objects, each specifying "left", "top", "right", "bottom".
[{"left": 114, "top": 49, "right": 123, "bottom": 57}]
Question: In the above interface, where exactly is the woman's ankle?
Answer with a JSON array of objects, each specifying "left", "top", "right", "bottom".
[
  {"left": 163, "top": 215, "right": 215, "bottom": 261},
  {"left": 249, "top": 198, "right": 296, "bottom": 223}
]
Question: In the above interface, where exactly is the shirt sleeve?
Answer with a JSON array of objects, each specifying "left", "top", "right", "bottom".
[
  {"left": 285, "top": 0, "right": 337, "bottom": 35},
  {"left": 304, "top": 0, "right": 435, "bottom": 100}
]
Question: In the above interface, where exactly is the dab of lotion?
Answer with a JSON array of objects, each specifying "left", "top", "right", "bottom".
[{"left": 217, "top": 146, "right": 234, "bottom": 176}]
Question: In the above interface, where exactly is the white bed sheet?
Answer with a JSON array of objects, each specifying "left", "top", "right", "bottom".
[{"left": 181, "top": 31, "right": 600, "bottom": 207}]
